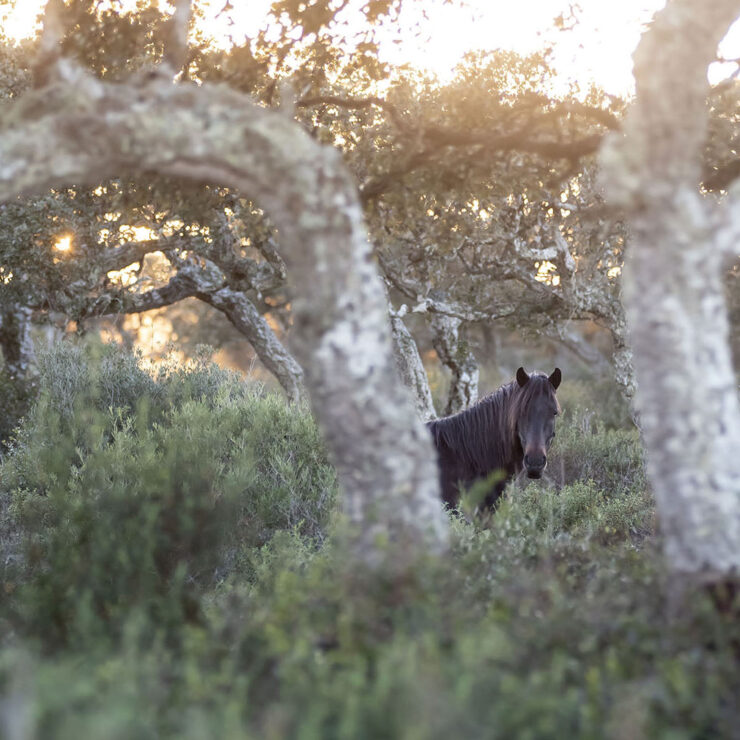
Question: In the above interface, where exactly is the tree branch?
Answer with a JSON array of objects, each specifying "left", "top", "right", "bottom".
[
  {"left": 297, "top": 94, "right": 408, "bottom": 131},
  {"left": 200, "top": 287, "right": 307, "bottom": 405},
  {"left": 98, "top": 237, "right": 183, "bottom": 273},
  {"left": 389, "top": 309, "right": 436, "bottom": 421},
  {"left": 360, "top": 132, "right": 604, "bottom": 203},
  {"left": 430, "top": 312, "right": 479, "bottom": 416}
]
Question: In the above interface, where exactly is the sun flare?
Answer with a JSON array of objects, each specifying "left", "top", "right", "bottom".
[{"left": 55, "top": 235, "right": 72, "bottom": 252}]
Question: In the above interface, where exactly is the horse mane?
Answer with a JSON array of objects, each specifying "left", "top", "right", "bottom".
[{"left": 428, "top": 373, "right": 560, "bottom": 475}]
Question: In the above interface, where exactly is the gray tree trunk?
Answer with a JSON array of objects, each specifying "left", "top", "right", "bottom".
[
  {"left": 389, "top": 312, "right": 436, "bottom": 421},
  {"left": 0, "top": 66, "right": 448, "bottom": 559},
  {"left": 430, "top": 313, "right": 479, "bottom": 416},
  {"left": 601, "top": 0, "right": 740, "bottom": 580}
]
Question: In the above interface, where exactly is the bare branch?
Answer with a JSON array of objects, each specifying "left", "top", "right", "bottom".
[
  {"left": 203, "top": 288, "right": 306, "bottom": 404},
  {"left": 430, "top": 312, "right": 479, "bottom": 416},
  {"left": 98, "top": 237, "right": 184, "bottom": 273},
  {"left": 360, "top": 132, "right": 604, "bottom": 203},
  {"left": 297, "top": 94, "right": 408, "bottom": 131}
]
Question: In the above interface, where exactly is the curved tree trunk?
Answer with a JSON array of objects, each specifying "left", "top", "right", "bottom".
[
  {"left": 601, "top": 0, "right": 740, "bottom": 581},
  {"left": 202, "top": 288, "right": 307, "bottom": 405},
  {"left": 0, "top": 67, "right": 448, "bottom": 559}
]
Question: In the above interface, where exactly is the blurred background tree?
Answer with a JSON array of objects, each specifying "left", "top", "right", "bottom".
[
  {"left": 0, "top": 0, "right": 738, "bottom": 419},
  {"left": 0, "top": 1, "right": 632, "bottom": 419}
]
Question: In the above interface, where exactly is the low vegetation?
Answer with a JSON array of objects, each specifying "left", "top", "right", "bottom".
[{"left": 0, "top": 344, "right": 737, "bottom": 739}]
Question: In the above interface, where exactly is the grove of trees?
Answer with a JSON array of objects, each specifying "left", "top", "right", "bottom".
[{"left": 1, "top": 3, "right": 740, "bottom": 731}]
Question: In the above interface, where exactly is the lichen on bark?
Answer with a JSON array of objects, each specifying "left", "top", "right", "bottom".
[{"left": 601, "top": 0, "right": 740, "bottom": 579}]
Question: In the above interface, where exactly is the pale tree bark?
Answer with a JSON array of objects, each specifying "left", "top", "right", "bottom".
[
  {"left": 430, "top": 312, "right": 479, "bottom": 416},
  {"left": 0, "top": 49, "right": 448, "bottom": 557},
  {"left": 601, "top": 0, "right": 740, "bottom": 580},
  {"left": 389, "top": 309, "right": 436, "bottom": 421}
]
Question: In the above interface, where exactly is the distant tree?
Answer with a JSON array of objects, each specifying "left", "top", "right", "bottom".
[{"left": 602, "top": 0, "right": 740, "bottom": 585}]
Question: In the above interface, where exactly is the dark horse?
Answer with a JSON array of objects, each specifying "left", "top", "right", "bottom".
[{"left": 427, "top": 367, "right": 561, "bottom": 510}]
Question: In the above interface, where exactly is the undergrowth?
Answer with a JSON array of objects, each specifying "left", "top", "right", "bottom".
[{"left": 0, "top": 343, "right": 737, "bottom": 739}]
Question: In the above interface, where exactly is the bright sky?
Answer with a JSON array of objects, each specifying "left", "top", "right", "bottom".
[{"left": 1, "top": 0, "right": 739, "bottom": 95}]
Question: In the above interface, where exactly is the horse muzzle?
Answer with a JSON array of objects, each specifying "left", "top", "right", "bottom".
[{"left": 524, "top": 453, "right": 546, "bottom": 479}]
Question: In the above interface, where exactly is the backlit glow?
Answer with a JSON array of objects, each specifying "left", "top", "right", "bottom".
[
  {"left": 55, "top": 235, "right": 72, "bottom": 252},
  {"left": 3, "top": 1, "right": 740, "bottom": 95}
]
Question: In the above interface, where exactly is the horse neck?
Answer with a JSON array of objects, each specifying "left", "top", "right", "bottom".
[{"left": 435, "top": 383, "right": 518, "bottom": 470}]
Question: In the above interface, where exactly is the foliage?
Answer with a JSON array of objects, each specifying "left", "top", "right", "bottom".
[
  {"left": 0, "top": 0, "right": 632, "bottom": 400},
  {"left": 549, "top": 411, "right": 645, "bottom": 494},
  {"left": 0, "top": 370, "right": 32, "bottom": 451},
  {"left": 0, "top": 342, "right": 336, "bottom": 648},
  {"left": 0, "top": 352, "right": 738, "bottom": 737}
]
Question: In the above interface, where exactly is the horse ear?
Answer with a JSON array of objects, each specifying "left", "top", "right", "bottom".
[
  {"left": 516, "top": 367, "right": 530, "bottom": 387},
  {"left": 548, "top": 368, "right": 562, "bottom": 390}
]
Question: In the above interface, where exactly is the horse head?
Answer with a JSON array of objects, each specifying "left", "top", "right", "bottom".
[{"left": 514, "top": 367, "right": 561, "bottom": 479}]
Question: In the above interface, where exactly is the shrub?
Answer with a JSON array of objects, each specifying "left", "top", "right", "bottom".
[
  {"left": 1, "top": 342, "right": 336, "bottom": 647},
  {"left": 2, "top": 343, "right": 738, "bottom": 739},
  {"left": 548, "top": 409, "right": 646, "bottom": 495}
]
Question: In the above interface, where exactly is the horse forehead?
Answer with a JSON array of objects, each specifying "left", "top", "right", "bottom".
[{"left": 522, "top": 388, "right": 558, "bottom": 418}]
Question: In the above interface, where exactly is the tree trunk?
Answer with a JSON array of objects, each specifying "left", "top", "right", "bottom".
[
  {"left": 430, "top": 313, "right": 479, "bottom": 415},
  {"left": 601, "top": 0, "right": 740, "bottom": 580},
  {"left": 202, "top": 288, "right": 307, "bottom": 405},
  {"left": 389, "top": 312, "right": 436, "bottom": 421},
  {"left": 0, "top": 67, "right": 448, "bottom": 559}
]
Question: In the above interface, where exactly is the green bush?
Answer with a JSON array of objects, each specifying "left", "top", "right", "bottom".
[
  {"left": 548, "top": 408, "right": 646, "bottom": 495},
  {"left": 1, "top": 344, "right": 738, "bottom": 739},
  {"left": 1, "top": 342, "right": 336, "bottom": 647},
  {"left": 7, "top": 522, "right": 735, "bottom": 740}
]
